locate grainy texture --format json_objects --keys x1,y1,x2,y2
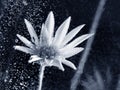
[{"x1": 0, "y1": 0, "x2": 120, "y2": 90}]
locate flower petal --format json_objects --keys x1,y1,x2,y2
[
  {"x1": 51, "y1": 59, "x2": 65, "y2": 71},
  {"x1": 60, "y1": 47, "x2": 84, "y2": 58},
  {"x1": 45, "y1": 11, "x2": 54, "y2": 41},
  {"x1": 61, "y1": 59, "x2": 77, "y2": 70},
  {"x1": 29, "y1": 55, "x2": 42, "y2": 63},
  {"x1": 53, "y1": 17, "x2": 71, "y2": 47},
  {"x1": 40, "y1": 24, "x2": 50, "y2": 45},
  {"x1": 62, "y1": 34, "x2": 94, "y2": 50},
  {"x1": 17, "y1": 34, "x2": 35, "y2": 49},
  {"x1": 14, "y1": 45, "x2": 34, "y2": 54},
  {"x1": 62, "y1": 24, "x2": 85, "y2": 46},
  {"x1": 44, "y1": 59, "x2": 54, "y2": 66},
  {"x1": 30, "y1": 55, "x2": 40, "y2": 58},
  {"x1": 24, "y1": 19, "x2": 39, "y2": 45}
]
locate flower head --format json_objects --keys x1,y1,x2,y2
[{"x1": 14, "y1": 11, "x2": 94, "y2": 71}]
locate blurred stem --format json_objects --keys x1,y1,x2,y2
[
  {"x1": 70, "y1": 0, "x2": 107, "y2": 90},
  {"x1": 38, "y1": 65, "x2": 45, "y2": 90}
]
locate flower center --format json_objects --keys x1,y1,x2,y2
[{"x1": 38, "y1": 46, "x2": 59, "y2": 60}]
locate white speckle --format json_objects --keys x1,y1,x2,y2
[
  {"x1": 4, "y1": 78, "x2": 7, "y2": 82},
  {"x1": 20, "y1": 82, "x2": 23, "y2": 86},
  {"x1": 15, "y1": 39, "x2": 18, "y2": 43},
  {"x1": 23, "y1": 0, "x2": 28, "y2": 6},
  {"x1": 9, "y1": 79, "x2": 12, "y2": 82}
]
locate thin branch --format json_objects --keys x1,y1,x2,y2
[{"x1": 70, "y1": 0, "x2": 107, "y2": 90}]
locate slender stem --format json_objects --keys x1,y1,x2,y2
[{"x1": 38, "y1": 65, "x2": 45, "y2": 90}]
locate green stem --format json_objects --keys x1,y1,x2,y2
[{"x1": 38, "y1": 65, "x2": 45, "y2": 90}]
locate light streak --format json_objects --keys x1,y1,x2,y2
[{"x1": 70, "y1": 0, "x2": 107, "y2": 90}]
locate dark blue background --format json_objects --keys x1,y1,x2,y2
[{"x1": 0, "y1": 0, "x2": 120, "y2": 90}]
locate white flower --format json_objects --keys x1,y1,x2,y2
[{"x1": 14, "y1": 11, "x2": 94, "y2": 71}]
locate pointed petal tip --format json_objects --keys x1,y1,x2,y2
[
  {"x1": 61, "y1": 68, "x2": 65, "y2": 71},
  {"x1": 42, "y1": 23, "x2": 44, "y2": 26},
  {"x1": 16, "y1": 34, "x2": 19, "y2": 36},
  {"x1": 58, "y1": 64, "x2": 65, "y2": 71},
  {"x1": 65, "y1": 16, "x2": 71, "y2": 26},
  {"x1": 13, "y1": 46, "x2": 20, "y2": 50},
  {"x1": 13, "y1": 46, "x2": 21, "y2": 50},
  {"x1": 65, "y1": 16, "x2": 71, "y2": 23},
  {"x1": 89, "y1": 33, "x2": 95, "y2": 37},
  {"x1": 77, "y1": 24, "x2": 85, "y2": 30},
  {"x1": 68, "y1": 16, "x2": 71, "y2": 21},
  {"x1": 16, "y1": 34, "x2": 20, "y2": 37},
  {"x1": 28, "y1": 57, "x2": 42, "y2": 63},
  {"x1": 81, "y1": 47, "x2": 84, "y2": 51},
  {"x1": 24, "y1": 19, "x2": 29, "y2": 24},
  {"x1": 24, "y1": 19, "x2": 27, "y2": 23},
  {"x1": 49, "y1": 11, "x2": 54, "y2": 16},
  {"x1": 73, "y1": 66, "x2": 77, "y2": 70},
  {"x1": 28, "y1": 59, "x2": 34, "y2": 63},
  {"x1": 81, "y1": 24, "x2": 86, "y2": 27},
  {"x1": 13, "y1": 46, "x2": 16, "y2": 49},
  {"x1": 24, "y1": 19, "x2": 30, "y2": 24},
  {"x1": 28, "y1": 60, "x2": 32, "y2": 63},
  {"x1": 24, "y1": 19, "x2": 27, "y2": 22},
  {"x1": 47, "y1": 11, "x2": 54, "y2": 20}
]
